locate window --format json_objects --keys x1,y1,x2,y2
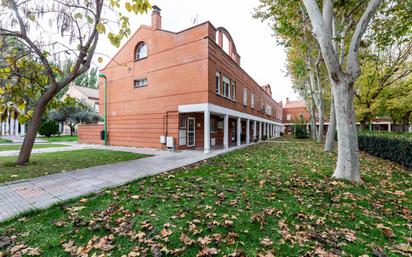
[
  {"x1": 261, "y1": 102, "x2": 265, "y2": 112},
  {"x1": 135, "y1": 42, "x2": 148, "y2": 60},
  {"x1": 179, "y1": 114, "x2": 186, "y2": 129},
  {"x1": 243, "y1": 88, "x2": 248, "y2": 106},
  {"x1": 211, "y1": 118, "x2": 217, "y2": 133},
  {"x1": 251, "y1": 94, "x2": 255, "y2": 108},
  {"x1": 231, "y1": 81, "x2": 236, "y2": 100},
  {"x1": 287, "y1": 114, "x2": 291, "y2": 121},
  {"x1": 266, "y1": 104, "x2": 272, "y2": 115},
  {"x1": 215, "y1": 71, "x2": 221, "y2": 95},
  {"x1": 134, "y1": 78, "x2": 147, "y2": 88},
  {"x1": 223, "y1": 76, "x2": 230, "y2": 98}
]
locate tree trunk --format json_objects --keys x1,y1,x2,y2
[
  {"x1": 317, "y1": 103, "x2": 324, "y2": 143},
  {"x1": 70, "y1": 126, "x2": 74, "y2": 136},
  {"x1": 360, "y1": 120, "x2": 368, "y2": 131},
  {"x1": 16, "y1": 103, "x2": 45, "y2": 165},
  {"x1": 310, "y1": 107, "x2": 317, "y2": 140},
  {"x1": 331, "y1": 79, "x2": 360, "y2": 182},
  {"x1": 324, "y1": 89, "x2": 336, "y2": 152}
]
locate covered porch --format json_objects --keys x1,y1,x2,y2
[{"x1": 178, "y1": 103, "x2": 283, "y2": 153}]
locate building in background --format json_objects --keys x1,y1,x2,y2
[
  {"x1": 78, "y1": 6, "x2": 283, "y2": 152},
  {"x1": 282, "y1": 98, "x2": 310, "y2": 135},
  {"x1": 63, "y1": 84, "x2": 99, "y2": 111}
]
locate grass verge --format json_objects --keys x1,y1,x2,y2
[
  {"x1": 41, "y1": 135, "x2": 79, "y2": 142},
  {"x1": 0, "y1": 138, "x2": 13, "y2": 144},
  {"x1": 0, "y1": 144, "x2": 68, "y2": 152},
  {"x1": 0, "y1": 140, "x2": 410, "y2": 256},
  {"x1": 0, "y1": 149, "x2": 146, "y2": 184}
]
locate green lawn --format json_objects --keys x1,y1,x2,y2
[
  {"x1": 0, "y1": 149, "x2": 146, "y2": 184},
  {"x1": 0, "y1": 140, "x2": 410, "y2": 257},
  {"x1": 0, "y1": 143, "x2": 68, "y2": 152},
  {"x1": 0, "y1": 138, "x2": 12, "y2": 143},
  {"x1": 42, "y1": 135, "x2": 78, "y2": 142}
]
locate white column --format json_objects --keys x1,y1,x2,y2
[
  {"x1": 10, "y1": 119, "x2": 15, "y2": 135},
  {"x1": 253, "y1": 120, "x2": 257, "y2": 142},
  {"x1": 267, "y1": 123, "x2": 270, "y2": 138},
  {"x1": 246, "y1": 119, "x2": 250, "y2": 144},
  {"x1": 223, "y1": 114, "x2": 229, "y2": 149},
  {"x1": 14, "y1": 119, "x2": 19, "y2": 136},
  {"x1": 237, "y1": 117, "x2": 241, "y2": 146},
  {"x1": 5, "y1": 118, "x2": 9, "y2": 135},
  {"x1": 388, "y1": 123, "x2": 391, "y2": 132},
  {"x1": 259, "y1": 122, "x2": 262, "y2": 141},
  {"x1": 272, "y1": 124, "x2": 275, "y2": 138},
  {"x1": 204, "y1": 109, "x2": 211, "y2": 154},
  {"x1": 21, "y1": 123, "x2": 26, "y2": 136}
]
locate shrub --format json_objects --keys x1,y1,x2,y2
[
  {"x1": 294, "y1": 125, "x2": 308, "y2": 139},
  {"x1": 39, "y1": 120, "x2": 60, "y2": 137},
  {"x1": 358, "y1": 135, "x2": 412, "y2": 170}
]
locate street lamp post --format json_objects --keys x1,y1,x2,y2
[{"x1": 98, "y1": 74, "x2": 108, "y2": 145}]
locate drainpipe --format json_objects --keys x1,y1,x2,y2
[{"x1": 98, "y1": 74, "x2": 108, "y2": 146}]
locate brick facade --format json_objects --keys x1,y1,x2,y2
[{"x1": 79, "y1": 6, "x2": 283, "y2": 151}]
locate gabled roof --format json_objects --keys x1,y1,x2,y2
[
  {"x1": 72, "y1": 85, "x2": 99, "y2": 99},
  {"x1": 284, "y1": 100, "x2": 306, "y2": 109}
]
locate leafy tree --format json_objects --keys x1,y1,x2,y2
[
  {"x1": 0, "y1": 0, "x2": 151, "y2": 165},
  {"x1": 355, "y1": 1, "x2": 412, "y2": 130},
  {"x1": 38, "y1": 120, "x2": 59, "y2": 138},
  {"x1": 377, "y1": 77, "x2": 412, "y2": 132},
  {"x1": 48, "y1": 96, "x2": 101, "y2": 136},
  {"x1": 75, "y1": 67, "x2": 98, "y2": 89}
]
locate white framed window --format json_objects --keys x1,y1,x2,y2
[
  {"x1": 179, "y1": 114, "x2": 186, "y2": 129},
  {"x1": 243, "y1": 88, "x2": 248, "y2": 106},
  {"x1": 223, "y1": 76, "x2": 230, "y2": 98},
  {"x1": 215, "y1": 71, "x2": 221, "y2": 95},
  {"x1": 134, "y1": 78, "x2": 147, "y2": 88},
  {"x1": 231, "y1": 81, "x2": 236, "y2": 100},
  {"x1": 135, "y1": 42, "x2": 148, "y2": 60},
  {"x1": 187, "y1": 117, "x2": 196, "y2": 147},
  {"x1": 287, "y1": 114, "x2": 291, "y2": 121},
  {"x1": 266, "y1": 104, "x2": 272, "y2": 115},
  {"x1": 251, "y1": 94, "x2": 255, "y2": 108}
]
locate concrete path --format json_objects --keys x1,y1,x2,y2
[{"x1": 0, "y1": 145, "x2": 247, "y2": 222}]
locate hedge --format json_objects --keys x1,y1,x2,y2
[{"x1": 358, "y1": 135, "x2": 412, "y2": 170}]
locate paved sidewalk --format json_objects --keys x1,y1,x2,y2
[{"x1": 0, "y1": 145, "x2": 247, "y2": 221}]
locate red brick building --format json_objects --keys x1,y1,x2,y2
[
  {"x1": 282, "y1": 98, "x2": 309, "y2": 134},
  {"x1": 78, "y1": 6, "x2": 283, "y2": 153}
]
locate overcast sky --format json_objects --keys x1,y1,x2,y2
[{"x1": 94, "y1": 0, "x2": 298, "y2": 102}]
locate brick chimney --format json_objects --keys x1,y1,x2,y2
[{"x1": 151, "y1": 5, "x2": 162, "y2": 30}]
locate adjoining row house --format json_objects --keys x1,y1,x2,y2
[
  {"x1": 78, "y1": 6, "x2": 284, "y2": 153},
  {"x1": 282, "y1": 98, "x2": 402, "y2": 134}
]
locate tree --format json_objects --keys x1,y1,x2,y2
[
  {"x1": 48, "y1": 96, "x2": 101, "y2": 136},
  {"x1": 75, "y1": 67, "x2": 98, "y2": 89},
  {"x1": 354, "y1": 1, "x2": 412, "y2": 130},
  {"x1": 302, "y1": 0, "x2": 384, "y2": 181},
  {"x1": 0, "y1": 0, "x2": 151, "y2": 165},
  {"x1": 255, "y1": 0, "x2": 328, "y2": 143}
]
